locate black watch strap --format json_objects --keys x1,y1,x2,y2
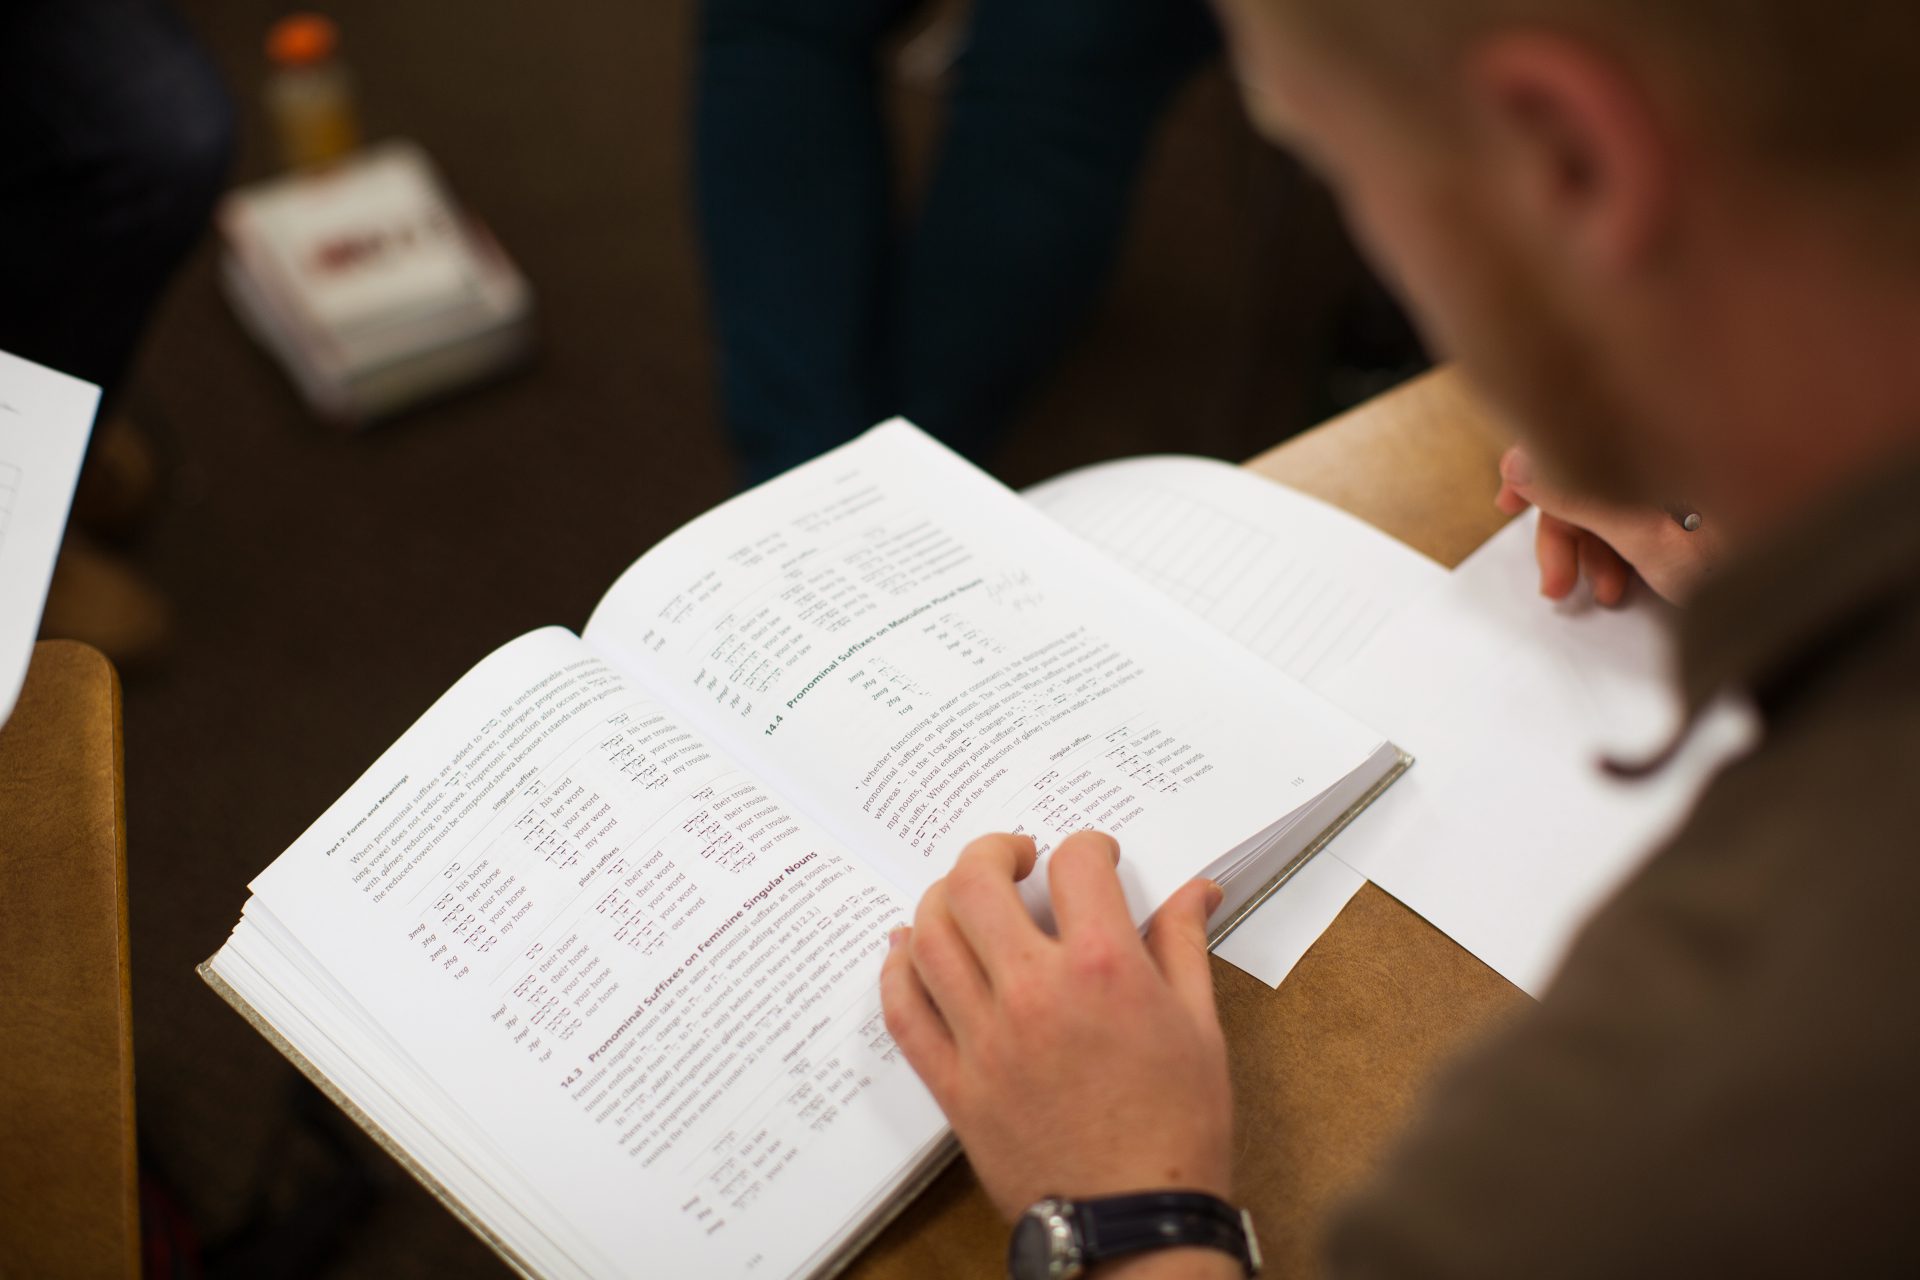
[{"x1": 1077, "y1": 1191, "x2": 1260, "y2": 1275}]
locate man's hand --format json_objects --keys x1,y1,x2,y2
[
  {"x1": 1496, "y1": 445, "x2": 1721, "y2": 605},
  {"x1": 880, "y1": 830, "x2": 1235, "y2": 1224}
]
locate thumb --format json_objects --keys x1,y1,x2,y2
[
  {"x1": 1146, "y1": 878, "x2": 1223, "y2": 1017},
  {"x1": 1503, "y1": 446, "x2": 1716, "y2": 603},
  {"x1": 1502, "y1": 448, "x2": 1640, "y2": 545}
]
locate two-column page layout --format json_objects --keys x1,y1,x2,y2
[{"x1": 205, "y1": 421, "x2": 1403, "y2": 1279}]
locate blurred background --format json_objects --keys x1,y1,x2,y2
[{"x1": 72, "y1": 0, "x2": 1424, "y2": 1272}]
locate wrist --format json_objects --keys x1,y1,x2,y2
[
  {"x1": 1007, "y1": 1192, "x2": 1259, "y2": 1280},
  {"x1": 1096, "y1": 1248, "x2": 1245, "y2": 1280}
]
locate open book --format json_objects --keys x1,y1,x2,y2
[{"x1": 202, "y1": 422, "x2": 1405, "y2": 1279}]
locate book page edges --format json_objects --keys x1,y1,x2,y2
[
  {"x1": 199, "y1": 954, "x2": 959, "y2": 1280},
  {"x1": 1207, "y1": 747, "x2": 1412, "y2": 950},
  {"x1": 194, "y1": 745, "x2": 1406, "y2": 1279},
  {"x1": 802, "y1": 1137, "x2": 962, "y2": 1280},
  {"x1": 196, "y1": 959, "x2": 544, "y2": 1280},
  {"x1": 789, "y1": 748, "x2": 1418, "y2": 1277}
]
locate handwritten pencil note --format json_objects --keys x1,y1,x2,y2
[{"x1": 0, "y1": 350, "x2": 99, "y2": 726}]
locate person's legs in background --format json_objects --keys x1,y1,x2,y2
[
  {"x1": 894, "y1": 0, "x2": 1218, "y2": 464},
  {"x1": 0, "y1": 0, "x2": 234, "y2": 662},
  {"x1": 695, "y1": 0, "x2": 927, "y2": 485},
  {"x1": 0, "y1": 0, "x2": 233, "y2": 403},
  {"x1": 697, "y1": 0, "x2": 1217, "y2": 484}
]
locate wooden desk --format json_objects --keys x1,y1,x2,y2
[
  {"x1": 847, "y1": 368, "x2": 1530, "y2": 1278},
  {"x1": 0, "y1": 641, "x2": 139, "y2": 1278}
]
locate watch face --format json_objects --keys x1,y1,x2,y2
[
  {"x1": 1008, "y1": 1201, "x2": 1080, "y2": 1280},
  {"x1": 1008, "y1": 1213, "x2": 1055, "y2": 1280}
]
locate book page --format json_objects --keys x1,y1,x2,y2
[
  {"x1": 239, "y1": 627, "x2": 946, "y2": 1279},
  {"x1": 0, "y1": 349, "x2": 99, "y2": 725},
  {"x1": 1317, "y1": 512, "x2": 1759, "y2": 997},
  {"x1": 1027, "y1": 455, "x2": 1443, "y2": 983},
  {"x1": 584, "y1": 422, "x2": 1390, "y2": 925}
]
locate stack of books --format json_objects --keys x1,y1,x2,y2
[{"x1": 219, "y1": 140, "x2": 533, "y2": 425}]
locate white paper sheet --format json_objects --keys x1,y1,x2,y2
[
  {"x1": 0, "y1": 350, "x2": 100, "y2": 726},
  {"x1": 1026, "y1": 456, "x2": 1446, "y2": 686},
  {"x1": 1028, "y1": 456, "x2": 1447, "y2": 983},
  {"x1": 1319, "y1": 511, "x2": 1759, "y2": 997},
  {"x1": 1209, "y1": 848, "x2": 1369, "y2": 986}
]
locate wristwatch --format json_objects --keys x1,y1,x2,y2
[{"x1": 1007, "y1": 1191, "x2": 1262, "y2": 1279}]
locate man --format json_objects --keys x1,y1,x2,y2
[{"x1": 880, "y1": 0, "x2": 1920, "y2": 1275}]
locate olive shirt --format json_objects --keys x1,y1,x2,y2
[{"x1": 1328, "y1": 455, "x2": 1920, "y2": 1276}]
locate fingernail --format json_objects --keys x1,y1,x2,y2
[
  {"x1": 1503, "y1": 449, "x2": 1534, "y2": 487},
  {"x1": 888, "y1": 926, "x2": 909, "y2": 951},
  {"x1": 1204, "y1": 881, "x2": 1224, "y2": 914},
  {"x1": 1069, "y1": 829, "x2": 1120, "y2": 863}
]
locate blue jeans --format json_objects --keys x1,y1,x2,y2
[
  {"x1": 696, "y1": 0, "x2": 1218, "y2": 484},
  {"x1": 0, "y1": 0, "x2": 234, "y2": 401}
]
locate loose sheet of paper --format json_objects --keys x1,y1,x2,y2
[
  {"x1": 0, "y1": 350, "x2": 99, "y2": 726},
  {"x1": 1025, "y1": 456, "x2": 1446, "y2": 685},
  {"x1": 1026, "y1": 456, "x2": 1444, "y2": 983},
  {"x1": 1319, "y1": 511, "x2": 1758, "y2": 997}
]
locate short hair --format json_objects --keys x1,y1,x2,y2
[{"x1": 1281, "y1": 0, "x2": 1920, "y2": 199}]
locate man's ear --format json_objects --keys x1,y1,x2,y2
[{"x1": 1463, "y1": 32, "x2": 1676, "y2": 273}]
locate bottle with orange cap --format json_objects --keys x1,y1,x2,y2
[{"x1": 265, "y1": 12, "x2": 362, "y2": 169}]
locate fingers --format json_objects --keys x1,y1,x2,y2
[
  {"x1": 910, "y1": 879, "x2": 993, "y2": 1037},
  {"x1": 1536, "y1": 513, "x2": 1582, "y2": 599},
  {"x1": 1508, "y1": 445, "x2": 1678, "y2": 605},
  {"x1": 965, "y1": 831, "x2": 1040, "y2": 883},
  {"x1": 1505, "y1": 447, "x2": 1661, "y2": 562},
  {"x1": 1578, "y1": 531, "x2": 1631, "y2": 607},
  {"x1": 1512, "y1": 446, "x2": 1586, "y2": 598},
  {"x1": 942, "y1": 833, "x2": 1046, "y2": 988},
  {"x1": 1494, "y1": 447, "x2": 1533, "y2": 516},
  {"x1": 1145, "y1": 877, "x2": 1223, "y2": 1019},
  {"x1": 1502, "y1": 445, "x2": 1586, "y2": 516},
  {"x1": 880, "y1": 926, "x2": 956, "y2": 1099},
  {"x1": 1045, "y1": 831, "x2": 1134, "y2": 943}
]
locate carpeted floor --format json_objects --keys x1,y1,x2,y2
[{"x1": 109, "y1": 1, "x2": 1404, "y2": 1272}]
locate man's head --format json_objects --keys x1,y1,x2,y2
[{"x1": 1219, "y1": 0, "x2": 1920, "y2": 518}]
